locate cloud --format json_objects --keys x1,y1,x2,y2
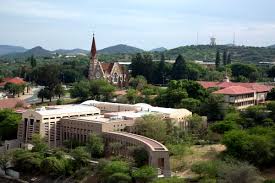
[{"x1": 0, "y1": 0, "x2": 82, "y2": 20}]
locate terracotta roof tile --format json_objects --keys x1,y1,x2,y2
[
  {"x1": 198, "y1": 81, "x2": 273, "y2": 93},
  {"x1": 0, "y1": 77, "x2": 26, "y2": 86},
  {"x1": 213, "y1": 86, "x2": 255, "y2": 95},
  {"x1": 0, "y1": 98, "x2": 29, "y2": 109}
]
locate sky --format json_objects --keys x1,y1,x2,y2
[{"x1": 0, "y1": 0, "x2": 275, "y2": 50}]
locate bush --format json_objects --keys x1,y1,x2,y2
[
  {"x1": 40, "y1": 157, "x2": 66, "y2": 176},
  {"x1": 191, "y1": 159, "x2": 263, "y2": 182},
  {"x1": 222, "y1": 128, "x2": 275, "y2": 167}
]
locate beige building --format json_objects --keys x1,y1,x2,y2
[
  {"x1": 60, "y1": 115, "x2": 135, "y2": 143},
  {"x1": 81, "y1": 101, "x2": 192, "y2": 127},
  {"x1": 17, "y1": 101, "x2": 192, "y2": 177},
  {"x1": 17, "y1": 105, "x2": 100, "y2": 147},
  {"x1": 198, "y1": 80, "x2": 273, "y2": 109},
  {"x1": 104, "y1": 132, "x2": 171, "y2": 177}
]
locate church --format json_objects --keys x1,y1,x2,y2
[{"x1": 88, "y1": 35, "x2": 129, "y2": 87}]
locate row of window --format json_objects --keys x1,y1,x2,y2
[{"x1": 42, "y1": 113, "x2": 99, "y2": 120}]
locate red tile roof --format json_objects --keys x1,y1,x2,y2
[
  {"x1": 213, "y1": 86, "x2": 255, "y2": 95},
  {"x1": 0, "y1": 98, "x2": 29, "y2": 109},
  {"x1": 198, "y1": 81, "x2": 273, "y2": 93},
  {"x1": 197, "y1": 81, "x2": 219, "y2": 89},
  {"x1": 0, "y1": 77, "x2": 26, "y2": 86}
]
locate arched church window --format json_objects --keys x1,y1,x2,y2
[{"x1": 113, "y1": 73, "x2": 118, "y2": 83}]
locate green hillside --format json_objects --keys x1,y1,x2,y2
[{"x1": 159, "y1": 45, "x2": 275, "y2": 63}]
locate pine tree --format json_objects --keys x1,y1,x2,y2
[
  {"x1": 171, "y1": 54, "x2": 187, "y2": 80},
  {"x1": 158, "y1": 53, "x2": 166, "y2": 84},
  {"x1": 215, "y1": 50, "x2": 221, "y2": 69},
  {"x1": 30, "y1": 55, "x2": 37, "y2": 68},
  {"x1": 223, "y1": 50, "x2": 227, "y2": 65},
  {"x1": 227, "y1": 53, "x2": 232, "y2": 64}
]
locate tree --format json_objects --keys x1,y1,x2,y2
[
  {"x1": 135, "y1": 115, "x2": 167, "y2": 142},
  {"x1": 54, "y1": 84, "x2": 65, "y2": 99},
  {"x1": 155, "y1": 53, "x2": 167, "y2": 84},
  {"x1": 70, "y1": 146, "x2": 90, "y2": 168},
  {"x1": 33, "y1": 64, "x2": 61, "y2": 96},
  {"x1": 191, "y1": 159, "x2": 263, "y2": 182},
  {"x1": 126, "y1": 89, "x2": 139, "y2": 104},
  {"x1": 31, "y1": 134, "x2": 48, "y2": 153},
  {"x1": 0, "y1": 109, "x2": 21, "y2": 140},
  {"x1": 130, "y1": 53, "x2": 154, "y2": 82},
  {"x1": 152, "y1": 177, "x2": 185, "y2": 183},
  {"x1": 89, "y1": 79, "x2": 115, "y2": 101},
  {"x1": 131, "y1": 146, "x2": 149, "y2": 167},
  {"x1": 70, "y1": 81, "x2": 90, "y2": 101},
  {"x1": 37, "y1": 88, "x2": 46, "y2": 103},
  {"x1": 12, "y1": 149, "x2": 43, "y2": 173},
  {"x1": 129, "y1": 75, "x2": 147, "y2": 91},
  {"x1": 223, "y1": 50, "x2": 227, "y2": 65},
  {"x1": 97, "y1": 160, "x2": 131, "y2": 183},
  {"x1": 267, "y1": 88, "x2": 275, "y2": 100},
  {"x1": 40, "y1": 157, "x2": 65, "y2": 176},
  {"x1": 132, "y1": 166, "x2": 157, "y2": 183},
  {"x1": 4, "y1": 83, "x2": 21, "y2": 97},
  {"x1": 0, "y1": 153, "x2": 11, "y2": 175},
  {"x1": 210, "y1": 120, "x2": 240, "y2": 134},
  {"x1": 28, "y1": 55, "x2": 37, "y2": 68},
  {"x1": 179, "y1": 98, "x2": 201, "y2": 113},
  {"x1": 43, "y1": 88, "x2": 55, "y2": 102},
  {"x1": 186, "y1": 114, "x2": 207, "y2": 138},
  {"x1": 200, "y1": 94, "x2": 226, "y2": 121},
  {"x1": 86, "y1": 133, "x2": 104, "y2": 158},
  {"x1": 230, "y1": 63, "x2": 257, "y2": 79},
  {"x1": 222, "y1": 128, "x2": 275, "y2": 167},
  {"x1": 227, "y1": 52, "x2": 232, "y2": 64},
  {"x1": 171, "y1": 54, "x2": 187, "y2": 80},
  {"x1": 215, "y1": 50, "x2": 221, "y2": 68},
  {"x1": 108, "y1": 172, "x2": 131, "y2": 183}
]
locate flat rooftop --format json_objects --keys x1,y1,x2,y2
[
  {"x1": 68, "y1": 115, "x2": 129, "y2": 124},
  {"x1": 34, "y1": 104, "x2": 100, "y2": 116}
]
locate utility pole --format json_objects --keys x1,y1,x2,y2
[{"x1": 196, "y1": 32, "x2": 199, "y2": 46}]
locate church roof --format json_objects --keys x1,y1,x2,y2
[
  {"x1": 91, "y1": 34, "x2": 96, "y2": 58},
  {"x1": 101, "y1": 63, "x2": 114, "y2": 74}
]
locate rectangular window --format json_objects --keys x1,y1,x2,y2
[{"x1": 30, "y1": 119, "x2": 34, "y2": 125}]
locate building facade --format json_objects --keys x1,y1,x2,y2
[
  {"x1": 88, "y1": 35, "x2": 129, "y2": 87},
  {"x1": 198, "y1": 80, "x2": 273, "y2": 109},
  {"x1": 17, "y1": 105, "x2": 100, "y2": 147}
]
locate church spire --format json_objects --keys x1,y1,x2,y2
[{"x1": 91, "y1": 33, "x2": 97, "y2": 58}]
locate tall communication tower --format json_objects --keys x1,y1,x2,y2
[
  {"x1": 196, "y1": 32, "x2": 199, "y2": 45},
  {"x1": 233, "y1": 32, "x2": 236, "y2": 46}
]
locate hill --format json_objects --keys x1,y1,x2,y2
[
  {"x1": 160, "y1": 45, "x2": 275, "y2": 63},
  {"x1": 54, "y1": 48, "x2": 89, "y2": 55},
  {"x1": 1, "y1": 46, "x2": 53, "y2": 59},
  {"x1": 98, "y1": 44, "x2": 143, "y2": 54},
  {"x1": 0, "y1": 45, "x2": 27, "y2": 56},
  {"x1": 150, "y1": 47, "x2": 167, "y2": 52},
  {"x1": 268, "y1": 44, "x2": 275, "y2": 48}
]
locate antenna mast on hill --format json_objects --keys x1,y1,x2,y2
[
  {"x1": 196, "y1": 32, "x2": 199, "y2": 46},
  {"x1": 233, "y1": 32, "x2": 236, "y2": 46}
]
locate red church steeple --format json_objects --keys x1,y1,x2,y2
[{"x1": 91, "y1": 33, "x2": 97, "y2": 58}]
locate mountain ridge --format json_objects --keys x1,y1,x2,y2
[{"x1": 0, "y1": 45, "x2": 27, "y2": 56}]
